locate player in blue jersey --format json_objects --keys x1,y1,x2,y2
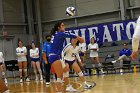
[{"x1": 49, "y1": 21, "x2": 84, "y2": 92}]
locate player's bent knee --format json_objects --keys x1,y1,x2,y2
[
  {"x1": 63, "y1": 71, "x2": 69, "y2": 78},
  {"x1": 19, "y1": 69, "x2": 22, "y2": 72}
]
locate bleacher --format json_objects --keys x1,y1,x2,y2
[{"x1": 85, "y1": 40, "x2": 140, "y2": 75}]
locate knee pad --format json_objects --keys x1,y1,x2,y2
[
  {"x1": 56, "y1": 78, "x2": 62, "y2": 83},
  {"x1": 63, "y1": 71, "x2": 69, "y2": 78},
  {"x1": 19, "y1": 69, "x2": 22, "y2": 72},
  {"x1": 2, "y1": 72, "x2": 5, "y2": 75},
  {"x1": 78, "y1": 71, "x2": 83, "y2": 77},
  {"x1": 24, "y1": 69, "x2": 27, "y2": 72}
]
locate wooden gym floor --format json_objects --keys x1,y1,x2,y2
[{"x1": 6, "y1": 73, "x2": 140, "y2": 93}]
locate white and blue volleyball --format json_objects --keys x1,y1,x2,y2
[{"x1": 66, "y1": 6, "x2": 76, "y2": 17}]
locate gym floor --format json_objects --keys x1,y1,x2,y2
[{"x1": 7, "y1": 73, "x2": 140, "y2": 93}]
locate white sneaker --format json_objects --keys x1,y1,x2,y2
[
  {"x1": 101, "y1": 71, "x2": 105, "y2": 74},
  {"x1": 35, "y1": 78, "x2": 38, "y2": 81},
  {"x1": 40, "y1": 76, "x2": 43, "y2": 81},
  {"x1": 40, "y1": 78, "x2": 43, "y2": 81},
  {"x1": 84, "y1": 83, "x2": 92, "y2": 89},
  {"x1": 101, "y1": 69, "x2": 105, "y2": 74},
  {"x1": 3, "y1": 90, "x2": 10, "y2": 93},
  {"x1": 20, "y1": 79, "x2": 23, "y2": 83},
  {"x1": 35, "y1": 76, "x2": 38, "y2": 81},
  {"x1": 120, "y1": 69, "x2": 123, "y2": 73},
  {"x1": 4, "y1": 79, "x2": 8, "y2": 84},
  {"x1": 46, "y1": 82, "x2": 50, "y2": 85},
  {"x1": 112, "y1": 60, "x2": 117, "y2": 63},
  {"x1": 66, "y1": 85, "x2": 77, "y2": 92},
  {"x1": 26, "y1": 78, "x2": 30, "y2": 82}
]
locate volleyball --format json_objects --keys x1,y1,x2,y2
[{"x1": 66, "y1": 6, "x2": 75, "y2": 17}]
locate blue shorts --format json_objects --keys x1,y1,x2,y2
[
  {"x1": 31, "y1": 58, "x2": 40, "y2": 62},
  {"x1": 79, "y1": 52, "x2": 84, "y2": 56},
  {"x1": 48, "y1": 54, "x2": 60, "y2": 64},
  {"x1": 65, "y1": 60, "x2": 75, "y2": 66}
]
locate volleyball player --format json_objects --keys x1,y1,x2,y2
[
  {"x1": 16, "y1": 40, "x2": 30, "y2": 83},
  {"x1": 78, "y1": 41, "x2": 87, "y2": 75},
  {"x1": 48, "y1": 21, "x2": 84, "y2": 92},
  {"x1": 88, "y1": 37, "x2": 104, "y2": 75},
  {"x1": 30, "y1": 42, "x2": 43, "y2": 81},
  {"x1": 0, "y1": 52, "x2": 7, "y2": 84},
  {"x1": 0, "y1": 77, "x2": 8, "y2": 93},
  {"x1": 62, "y1": 38, "x2": 92, "y2": 92},
  {"x1": 131, "y1": 16, "x2": 140, "y2": 60}
]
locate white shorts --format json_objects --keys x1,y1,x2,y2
[
  {"x1": 90, "y1": 52, "x2": 99, "y2": 57},
  {"x1": 17, "y1": 57, "x2": 27, "y2": 62}
]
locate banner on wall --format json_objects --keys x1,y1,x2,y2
[{"x1": 65, "y1": 19, "x2": 137, "y2": 44}]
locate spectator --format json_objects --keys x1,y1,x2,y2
[
  {"x1": 112, "y1": 43, "x2": 132, "y2": 73},
  {"x1": 88, "y1": 37, "x2": 104, "y2": 75},
  {"x1": 30, "y1": 42, "x2": 43, "y2": 81},
  {"x1": 0, "y1": 52, "x2": 7, "y2": 84},
  {"x1": 16, "y1": 40, "x2": 30, "y2": 83}
]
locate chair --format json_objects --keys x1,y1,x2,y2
[
  {"x1": 4, "y1": 60, "x2": 19, "y2": 79},
  {"x1": 102, "y1": 54, "x2": 116, "y2": 74},
  {"x1": 122, "y1": 60, "x2": 132, "y2": 73}
]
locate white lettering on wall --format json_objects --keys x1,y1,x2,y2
[
  {"x1": 113, "y1": 23, "x2": 124, "y2": 41},
  {"x1": 88, "y1": 27, "x2": 98, "y2": 40},
  {"x1": 103, "y1": 25, "x2": 112, "y2": 42}
]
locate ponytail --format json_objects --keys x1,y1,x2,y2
[{"x1": 51, "y1": 21, "x2": 63, "y2": 35}]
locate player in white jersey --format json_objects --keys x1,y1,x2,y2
[
  {"x1": 0, "y1": 52, "x2": 7, "y2": 84},
  {"x1": 78, "y1": 42, "x2": 87, "y2": 74},
  {"x1": 88, "y1": 37, "x2": 104, "y2": 75},
  {"x1": 131, "y1": 16, "x2": 140, "y2": 60},
  {"x1": 62, "y1": 38, "x2": 92, "y2": 92},
  {"x1": 30, "y1": 42, "x2": 43, "y2": 81},
  {"x1": 16, "y1": 40, "x2": 30, "y2": 83}
]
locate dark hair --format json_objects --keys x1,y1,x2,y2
[
  {"x1": 90, "y1": 37, "x2": 96, "y2": 43},
  {"x1": 51, "y1": 21, "x2": 63, "y2": 35},
  {"x1": 76, "y1": 40, "x2": 80, "y2": 46},
  {"x1": 31, "y1": 42, "x2": 36, "y2": 48},
  {"x1": 45, "y1": 34, "x2": 51, "y2": 40},
  {"x1": 123, "y1": 43, "x2": 128, "y2": 46},
  {"x1": 17, "y1": 38, "x2": 23, "y2": 47}
]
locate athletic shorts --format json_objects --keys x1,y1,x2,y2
[
  {"x1": 65, "y1": 60, "x2": 75, "y2": 66},
  {"x1": 48, "y1": 54, "x2": 60, "y2": 64},
  {"x1": 31, "y1": 58, "x2": 40, "y2": 62}
]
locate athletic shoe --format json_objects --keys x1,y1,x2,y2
[
  {"x1": 46, "y1": 82, "x2": 50, "y2": 85},
  {"x1": 20, "y1": 79, "x2": 23, "y2": 83},
  {"x1": 112, "y1": 60, "x2": 117, "y2": 63},
  {"x1": 4, "y1": 78, "x2": 8, "y2": 84},
  {"x1": 120, "y1": 69, "x2": 123, "y2": 73},
  {"x1": 101, "y1": 69, "x2": 105, "y2": 74},
  {"x1": 66, "y1": 85, "x2": 77, "y2": 92},
  {"x1": 40, "y1": 76, "x2": 43, "y2": 81},
  {"x1": 84, "y1": 83, "x2": 92, "y2": 89},
  {"x1": 26, "y1": 78, "x2": 30, "y2": 82}
]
